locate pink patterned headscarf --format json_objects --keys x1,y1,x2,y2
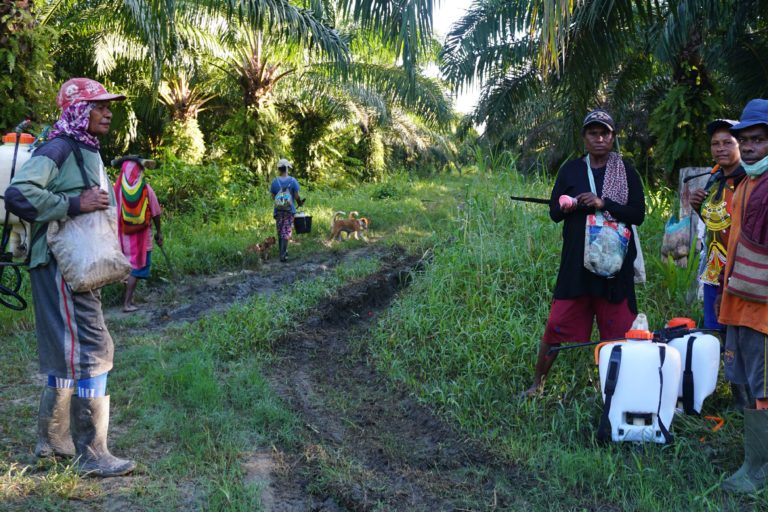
[{"x1": 49, "y1": 101, "x2": 100, "y2": 148}]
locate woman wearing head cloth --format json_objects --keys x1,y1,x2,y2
[
  {"x1": 5, "y1": 78, "x2": 136, "y2": 476},
  {"x1": 522, "y1": 109, "x2": 646, "y2": 397}
]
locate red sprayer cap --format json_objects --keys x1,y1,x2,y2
[
  {"x1": 625, "y1": 329, "x2": 654, "y2": 340},
  {"x1": 3, "y1": 133, "x2": 35, "y2": 144},
  {"x1": 666, "y1": 317, "x2": 696, "y2": 329}
]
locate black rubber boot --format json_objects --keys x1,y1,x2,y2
[
  {"x1": 722, "y1": 408, "x2": 768, "y2": 493},
  {"x1": 279, "y1": 238, "x2": 288, "y2": 262},
  {"x1": 70, "y1": 395, "x2": 136, "y2": 477},
  {"x1": 35, "y1": 386, "x2": 75, "y2": 457}
]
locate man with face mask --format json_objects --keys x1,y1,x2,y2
[{"x1": 718, "y1": 99, "x2": 768, "y2": 493}]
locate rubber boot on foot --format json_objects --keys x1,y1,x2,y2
[
  {"x1": 71, "y1": 395, "x2": 136, "y2": 477},
  {"x1": 35, "y1": 386, "x2": 75, "y2": 458},
  {"x1": 722, "y1": 408, "x2": 768, "y2": 493},
  {"x1": 279, "y1": 238, "x2": 288, "y2": 262}
]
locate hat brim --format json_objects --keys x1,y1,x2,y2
[
  {"x1": 89, "y1": 93, "x2": 126, "y2": 103},
  {"x1": 730, "y1": 120, "x2": 768, "y2": 134},
  {"x1": 582, "y1": 121, "x2": 614, "y2": 133}
]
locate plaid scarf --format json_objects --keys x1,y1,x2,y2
[{"x1": 49, "y1": 102, "x2": 100, "y2": 148}]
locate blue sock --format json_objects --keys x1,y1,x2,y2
[
  {"x1": 77, "y1": 373, "x2": 108, "y2": 398},
  {"x1": 47, "y1": 375, "x2": 74, "y2": 389}
]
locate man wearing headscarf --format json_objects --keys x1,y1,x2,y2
[{"x1": 5, "y1": 78, "x2": 136, "y2": 477}]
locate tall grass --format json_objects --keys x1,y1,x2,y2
[{"x1": 370, "y1": 168, "x2": 764, "y2": 510}]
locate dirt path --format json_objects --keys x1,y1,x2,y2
[
  {"x1": 251, "y1": 250, "x2": 530, "y2": 511},
  {"x1": 103, "y1": 244, "x2": 394, "y2": 329},
  {"x1": 8, "y1": 244, "x2": 530, "y2": 511}
]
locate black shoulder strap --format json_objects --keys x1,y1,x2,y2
[
  {"x1": 23, "y1": 136, "x2": 91, "y2": 266},
  {"x1": 682, "y1": 336, "x2": 697, "y2": 415},
  {"x1": 59, "y1": 136, "x2": 92, "y2": 189},
  {"x1": 656, "y1": 345, "x2": 674, "y2": 444},
  {"x1": 597, "y1": 345, "x2": 622, "y2": 443}
]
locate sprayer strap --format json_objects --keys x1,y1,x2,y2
[
  {"x1": 656, "y1": 346, "x2": 674, "y2": 444},
  {"x1": 59, "y1": 136, "x2": 92, "y2": 189},
  {"x1": 24, "y1": 137, "x2": 88, "y2": 267},
  {"x1": 682, "y1": 336, "x2": 697, "y2": 415},
  {"x1": 597, "y1": 345, "x2": 622, "y2": 443}
]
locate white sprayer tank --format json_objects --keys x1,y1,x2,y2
[
  {"x1": 0, "y1": 133, "x2": 34, "y2": 257},
  {"x1": 598, "y1": 314, "x2": 682, "y2": 443},
  {"x1": 665, "y1": 318, "x2": 721, "y2": 415}
]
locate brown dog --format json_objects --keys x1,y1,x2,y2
[
  {"x1": 247, "y1": 236, "x2": 276, "y2": 261},
  {"x1": 328, "y1": 211, "x2": 369, "y2": 242}
]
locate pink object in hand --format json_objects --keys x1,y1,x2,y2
[{"x1": 559, "y1": 195, "x2": 576, "y2": 209}]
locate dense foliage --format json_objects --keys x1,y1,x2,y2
[
  {"x1": 1, "y1": 0, "x2": 455, "y2": 189},
  {"x1": 441, "y1": 0, "x2": 768, "y2": 182}
]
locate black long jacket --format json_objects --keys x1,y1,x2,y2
[{"x1": 548, "y1": 156, "x2": 646, "y2": 313}]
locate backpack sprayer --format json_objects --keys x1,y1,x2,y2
[
  {"x1": 546, "y1": 321, "x2": 724, "y2": 357},
  {"x1": 0, "y1": 119, "x2": 48, "y2": 311},
  {"x1": 0, "y1": 119, "x2": 34, "y2": 310},
  {"x1": 552, "y1": 316, "x2": 726, "y2": 443}
]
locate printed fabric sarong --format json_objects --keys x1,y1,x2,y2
[{"x1": 275, "y1": 211, "x2": 294, "y2": 239}]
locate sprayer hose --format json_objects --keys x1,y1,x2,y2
[{"x1": 0, "y1": 263, "x2": 27, "y2": 311}]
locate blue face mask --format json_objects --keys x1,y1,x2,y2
[{"x1": 741, "y1": 154, "x2": 768, "y2": 177}]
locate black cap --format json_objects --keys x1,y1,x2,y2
[
  {"x1": 706, "y1": 119, "x2": 737, "y2": 138},
  {"x1": 582, "y1": 109, "x2": 615, "y2": 133}
]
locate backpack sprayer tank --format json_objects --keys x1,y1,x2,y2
[
  {"x1": 665, "y1": 318, "x2": 721, "y2": 415},
  {"x1": 597, "y1": 314, "x2": 682, "y2": 444},
  {"x1": 0, "y1": 132, "x2": 35, "y2": 258}
]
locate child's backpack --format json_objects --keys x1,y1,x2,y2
[{"x1": 274, "y1": 180, "x2": 293, "y2": 211}]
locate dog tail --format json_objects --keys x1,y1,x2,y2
[
  {"x1": 348, "y1": 211, "x2": 359, "y2": 219},
  {"x1": 332, "y1": 211, "x2": 346, "y2": 226}
]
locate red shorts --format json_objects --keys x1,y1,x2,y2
[{"x1": 543, "y1": 296, "x2": 636, "y2": 346}]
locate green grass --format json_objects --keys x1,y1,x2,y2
[
  {"x1": 0, "y1": 172, "x2": 465, "y2": 509},
  {"x1": 369, "y1": 169, "x2": 767, "y2": 510},
  {"x1": 3, "y1": 168, "x2": 764, "y2": 510}
]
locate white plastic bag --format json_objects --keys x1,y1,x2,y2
[
  {"x1": 632, "y1": 225, "x2": 646, "y2": 284},
  {"x1": 47, "y1": 206, "x2": 131, "y2": 292},
  {"x1": 583, "y1": 213, "x2": 631, "y2": 278}
]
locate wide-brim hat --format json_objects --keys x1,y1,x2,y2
[
  {"x1": 730, "y1": 99, "x2": 768, "y2": 134},
  {"x1": 57, "y1": 78, "x2": 126, "y2": 111},
  {"x1": 582, "y1": 109, "x2": 615, "y2": 133}
]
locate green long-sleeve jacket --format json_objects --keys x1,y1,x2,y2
[{"x1": 5, "y1": 137, "x2": 116, "y2": 269}]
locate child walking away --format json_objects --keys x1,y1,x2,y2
[
  {"x1": 113, "y1": 156, "x2": 162, "y2": 312},
  {"x1": 270, "y1": 158, "x2": 302, "y2": 262}
]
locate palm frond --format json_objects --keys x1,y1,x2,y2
[{"x1": 338, "y1": 0, "x2": 438, "y2": 80}]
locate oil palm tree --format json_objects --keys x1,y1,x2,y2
[
  {"x1": 441, "y1": 0, "x2": 768, "y2": 177},
  {"x1": 158, "y1": 75, "x2": 214, "y2": 163}
]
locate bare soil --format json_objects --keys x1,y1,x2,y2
[{"x1": 258, "y1": 249, "x2": 532, "y2": 511}]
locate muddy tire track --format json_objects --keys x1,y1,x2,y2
[
  {"x1": 104, "y1": 245, "x2": 394, "y2": 331},
  {"x1": 261, "y1": 251, "x2": 531, "y2": 511}
]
